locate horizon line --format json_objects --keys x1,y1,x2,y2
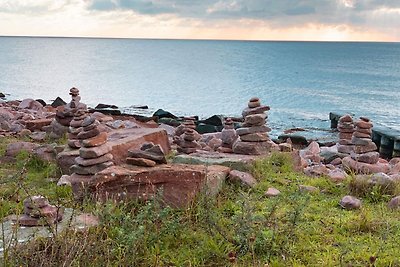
[{"x1": 0, "y1": 34, "x2": 398, "y2": 44}]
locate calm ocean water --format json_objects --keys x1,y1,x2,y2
[{"x1": 0, "y1": 37, "x2": 399, "y2": 138}]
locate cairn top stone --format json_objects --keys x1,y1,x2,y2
[
  {"x1": 69, "y1": 87, "x2": 79, "y2": 95},
  {"x1": 248, "y1": 97, "x2": 261, "y2": 108},
  {"x1": 23, "y1": 195, "x2": 49, "y2": 209},
  {"x1": 360, "y1": 116, "x2": 370, "y2": 122},
  {"x1": 339, "y1": 114, "x2": 353, "y2": 123}
]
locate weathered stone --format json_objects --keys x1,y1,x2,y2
[
  {"x1": 339, "y1": 139, "x2": 353, "y2": 145},
  {"x1": 338, "y1": 114, "x2": 353, "y2": 123},
  {"x1": 80, "y1": 144, "x2": 112, "y2": 159},
  {"x1": 83, "y1": 120, "x2": 100, "y2": 131},
  {"x1": 67, "y1": 139, "x2": 81, "y2": 149},
  {"x1": 304, "y1": 164, "x2": 329, "y2": 177},
  {"x1": 57, "y1": 175, "x2": 72, "y2": 186},
  {"x1": 70, "y1": 161, "x2": 114, "y2": 175},
  {"x1": 71, "y1": 164, "x2": 228, "y2": 207},
  {"x1": 233, "y1": 140, "x2": 277, "y2": 155},
  {"x1": 228, "y1": 170, "x2": 257, "y2": 187},
  {"x1": 75, "y1": 153, "x2": 113, "y2": 166},
  {"x1": 265, "y1": 187, "x2": 280, "y2": 197},
  {"x1": 353, "y1": 131, "x2": 371, "y2": 139},
  {"x1": 339, "y1": 132, "x2": 353, "y2": 140},
  {"x1": 77, "y1": 128, "x2": 100, "y2": 140},
  {"x1": 354, "y1": 142, "x2": 377, "y2": 154},
  {"x1": 327, "y1": 168, "x2": 347, "y2": 182},
  {"x1": 177, "y1": 147, "x2": 197, "y2": 154},
  {"x1": 18, "y1": 98, "x2": 43, "y2": 111},
  {"x1": 342, "y1": 156, "x2": 390, "y2": 174},
  {"x1": 355, "y1": 127, "x2": 372, "y2": 134},
  {"x1": 242, "y1": 105, "x2": 270, "y2": 117},
  {"x1": 236, "y1": 125, "x2": 271, "y2": 136},
  {"x1": 351, "y1": 137, "x2": 371, "y2": 146},
  {"x1": 279, "y1": 143, "x2": 293, "y2": 152},
  {"x1": 82, "y1": 132, "x2": 107, "y2": 147},
  {"x1": 5, "y1": 142, "x2": 39, "y2": 157},
  {"x1": 70, "y1": 119, "x2": 83, "y2": 128},
  {"x1": 299, "y1": 185, "x2": 319, "y2": 193},
  {"x1": 25, "y1": 119, "x2": 53, "y2": 131},
  {"x1": 126, "y1": 157, "x2": 156, "y2": 167},
  {"x1": 82, "y1": 116, "x2": 96, "y2": 127},
  {"x1": 243, "y1": 113, "x2": 267, "y2": 127},
  {"x1": 240, "y1": 132, "x2": 269, "y2": 142},
  {"x1": 69, "y1": 126, "x2": 83, "y2": 135},
  {"x1": 340, "y1": 195, "x2": 361, "y2": 210},
  {"x1": 351, "y1": 151, "x2": 379, "y2": 164},
  {"x1": 355, "y1": 120, "x2": 373, "y2": 129},
  {"x1": 23, "y1": 196, "x2": 49, "y2": 209},
  {"x1": 388, "y1": 196, "x2": 400, "y2": 209},
  {"x1": 29, "y1": 131, "x2": 47, "y2": 141},
  {"x1": 221, "y1": 128, "x2": 238, "y2": 146}
]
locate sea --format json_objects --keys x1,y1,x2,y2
[{"x1": 0, "y1": 36, "x2": 399, "y2": 140}]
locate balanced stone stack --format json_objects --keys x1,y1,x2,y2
[
  {"x1": 337, "y1": 114, "x2": 355, "y2": 154},
  {"x1": 232, "y1": 97, "x2": 274, "y2": 155},
  {"x1": 16, "y1": 196, "x2": 63, "y2": 226},
  {"x1": 127, "y1": 142, "x2": 167, "y2": 167},
  {"x1": 67, "y1": 109, "x2": 87, "y2": 149},
  {"x1": 218, "y1": 117, "x2": 238, "y2": 153},
  {"x1": 55, "y1": 87, "x2": 87, "y2": 127},
  {"x1": 174, "y1": 118, "x2": 197, "y2": 138},
  {"x1": 177, "y1": 128, "x2": 201, "y2": 154},
  {"x1": 70, "y1": 115, "x2": 114, "y2": 175},
  {"x1": 350, "y1": 117, "x2": 379, "y2": 164}
]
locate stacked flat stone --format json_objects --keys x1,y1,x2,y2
[
  {"x1": 70, "y1": 115, "x2": 114, "y2": 175},
  {"x1": 337, "y1": 114, "x2": 355, "y2": 154},
  {"x1": 218, "y1": 117, "x2": 238, "y2": 153},
  {"x1": 55, "y1": 87, "x2": 87, "y2": 127},
  {"x1": 174, "y1": 118, "x2": 197, "y2": 137},
  {"x1": 177, "y1": 128, "x2": 201, "y2": 154},
  {"x1": 67, "y1": 109, "x2": 86, "y2": 149},
  {"x1": 16, "y1": 196, "x2": 63, "y2": 226},
  {"x1": 350, "y1": 117, "x2": 379, "y2": 164},
  {"x1": 232, "y1": 97, "x2": 273, "y2": 155},
  {"x1": 127, "y1": 142, "x2": 167, "y2": 167}
]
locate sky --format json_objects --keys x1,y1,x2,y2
[{"x1": 0, "y1": 0, "x2": 399, "y2": 41}]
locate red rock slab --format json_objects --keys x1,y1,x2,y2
[
  {"x1": 108, "y1": 127, "x2": 170, "y2": 164},
  {"x1": 82, "y1": 132, "x2": 107, "y2": 147},
  {"x1": 71, "y1": 164, "x2": 229, "y2": 208},
  {"x1": 25, "y1": 118, "x2": 53, "y2": 131}
]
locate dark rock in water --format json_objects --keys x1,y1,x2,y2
[
  {"x1": 132, "y1": 105, "x2": 149, "y2": 109},
  {"x1": 51, "y1": 97, "x2": 67, "y2": 108},
  {"x1": 196, "y1": 123, "x2": 223, "y2": 134},
  {"x1": 278, "y1": 134, "x2": 308, "y2": 146},
  {"x1": 0, "y1": 92, "x2": 5, "y2": 98},
  {"x1": 95, "y1": 103, "x2": 118, "y2": 109},
  {"x1": 153, "y1": 109, "x2": 177, "y2": 119},
  {"x1": 93, "y1": 109, "x2": 121, "y2": 116},
  {"x1": 158, "y1": 117, "x2": 180, "y2": 126},
  {"x1": 198, "y1": 115, "x2": 224, "y2": 126},
  {"x1": 35, "y1": 99, "x2": 47, "y2": 107}
]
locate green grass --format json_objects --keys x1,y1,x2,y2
[{"x1": 1, "y1": 139, "x2": 400, "y2": 266}]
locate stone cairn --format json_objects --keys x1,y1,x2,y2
[
  {"x1": 70, "y1": 115, "x2": 114, "y2": 175},
  {"x1": 68, "y1": 109, "x2": 87, "y2": 149},
  {"x1": 337, "y1": 114, "x2": 355, "y2": 154},
  {"x1": 218, "y1": 117, "x2": 238, "y2": 153},
  {"x1": 16, "y1": 196, "x2": 63, "y2": 226},
  {"x1": 55, "y1": 87, "x2": 87, "y2": 127},
  {"x1": 232, "y1": 97, "x2": 273, "y2": 155},
  {"x1": 177, "y1": 128, "x2": 201, "y2": 154},
  {"x1": 127, "y1": 142, "x2": 167, "y2": 167},
  {"x1": 350, "y1": 117, "x2": 379, "y2": 164}
]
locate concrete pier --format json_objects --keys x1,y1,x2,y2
[{"x1": 330, "y1": 112, "x2": 400, "y2": 159}]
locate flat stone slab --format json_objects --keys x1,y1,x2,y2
[
  {"x1": 57, "y1": 127, "x2": 170, "y2": 174},
  {"x1": 172, "y1": 151, "x2": 264, "y2": 171},
  {"x1": 70, "y1": 164, "x2": 230, "y2": 208}
]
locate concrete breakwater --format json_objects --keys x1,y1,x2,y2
[{"x1": 330, "y1": 112, "x2": 400, "y2": 158}]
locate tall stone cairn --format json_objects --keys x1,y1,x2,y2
[
  {"x1": 337, "y1": 114, "x2": 355, "y2": 154},
  {"x1": 68, "y1": 109, "x2": 86, "y2": 149},
  {"x1": 70, "y1": 115, "x2": 114, "y2": 175},
  {"x1": 218, "y1": 117, "x2": 238, "y2": 153},
  {"x1": 350, "y1": 117, "x2": 379, "y2": 164},
  {"x1": 232, "y1": 97, "x2": 274, "y2": 155}
]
